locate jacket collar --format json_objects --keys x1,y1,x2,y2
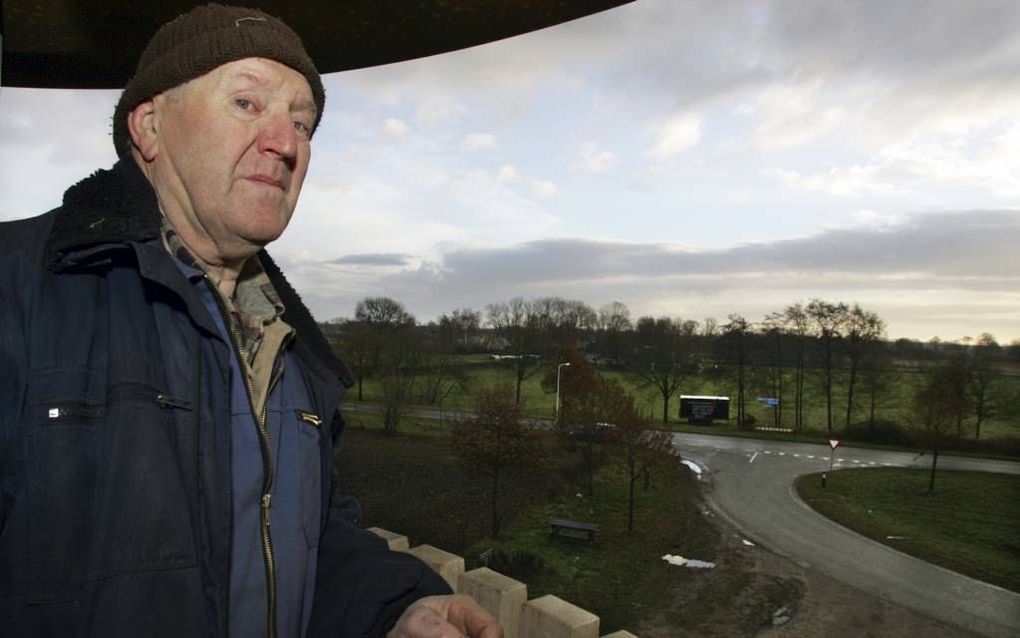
[{"x1": 45, "y1": 159, "x2": 354, "y2": 388}]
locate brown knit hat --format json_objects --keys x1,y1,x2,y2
[{"x1": 113, "y1": 3, "x2": 324, "y2": 158}]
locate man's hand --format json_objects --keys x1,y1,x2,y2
[{"x1": 388, "y1": 594, "x2": 502, "y2": 638}]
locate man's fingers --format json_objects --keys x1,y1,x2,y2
[
  {"x1": 446, "y1": 595, "x2": 502, "y2": 638},
  {"x1": 390, "y1": 599, "x2": 465, "y2": 638},
  {"x1": 391, "y1": 595, "x2": 502, "y2": 638}
]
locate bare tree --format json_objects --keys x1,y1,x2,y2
[
  {"x1": 760, "y1": 312, "x2": 787, "y2": 429},
  {"x1": 860, "y1": 346, "x2": 894, "y2": 434},
  {"x1": 598, "y1": 301, "x2": 632, "y2": 366},
  {"x1": 451, "y1": 384, "x2": 543, "y2": 538},
  {"x1": 543, "y1": 342, "x2": 604, "y2": 496},
  {"x1": 351, "y1": 297, "x2": 419, "y2": 433},
  {"x1": 806, "y1": 299, "x2": 848, "y2": 433},
  {"x1": 632, "y1": 316, "x2": 696, "y2": 423},
  {"x1": 914, "y1": 361, "x2": 969, "y2": 494},
  {"x1": 486, "y1": 298, "x2": 546, "y2": 403},
  {"x1": 783, "y1": 303, "x2": 810, "y2": 432},
  {"x1": 969, "y1": 334, "x2": 1002, "y2": 439},
  {"x1": 720, "y1": 314, "x2": 753, "y2": 428},
  {"x1": 843, "y1": 304, "x2": 885, "y2": 428},
  {"x1": 604, "y1": 381, "x2": 678, "y2": 531},
  {"x1": 437, "y1": 307, "x2": 481, "y2": 352}
]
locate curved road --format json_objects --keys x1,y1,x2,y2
[{"x1": 674, "y1": 433, "x2": 1020, "y2": 638}]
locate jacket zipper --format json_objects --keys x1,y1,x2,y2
[{"x1": 204, "y1": 273, "x2": 278, "y2": 638}]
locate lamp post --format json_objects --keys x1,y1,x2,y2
[{"x1": 555, "y1": 362, "x2": 571, "y2": 423}]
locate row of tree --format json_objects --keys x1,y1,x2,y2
[{"x1": 325, "y1": 296, "x2": 1017, "y2": 438}]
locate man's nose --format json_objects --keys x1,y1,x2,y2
[{"x1": 258, "y1": 112, "x2": 298, "y2": 162}]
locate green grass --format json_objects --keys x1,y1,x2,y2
[
  {"x1": 796, "y1": 468, "x2": 1020, "y2": 593},
  {"x1": 335, "y1": 416, "x2": 799, "y2": 633},
  {"x1": 349, "y1": 355, "x2": 1020, "y2": 454}
]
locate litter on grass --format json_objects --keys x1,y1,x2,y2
[
  {"x1": 662, "y1": 554, "x2": 716, "y2": 569},
  {"x1": 681, "y1": 460, "x2": 702, "y2": 477},
  {"x1": 742, "y1": 539, "x2": 756, "y2": 547}
]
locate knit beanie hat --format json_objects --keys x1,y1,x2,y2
[{"x1": 113, "y1": 3, "x2": 324, "y2": 158}]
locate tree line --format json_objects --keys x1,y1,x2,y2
[{"x1": 324, "y1": 296, "x2": 1020, "y2": 443}]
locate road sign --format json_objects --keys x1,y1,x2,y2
[{"x1": 829, "y1": 439, "x2": 841, "y2": 451}]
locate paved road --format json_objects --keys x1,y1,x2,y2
[{"x1": 675, "y1": 433, "x2": 1020, "y2": 638}]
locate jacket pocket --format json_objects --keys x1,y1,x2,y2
[
  {"x1": 26, "y1": 410, "x2": 100, "y2": 602},
  {"x1": 24, "y1": 374, "x2": 195, "y2": 602},
  {"x1": 295, "y1": 409, "x2": 323, "y2": 549}
]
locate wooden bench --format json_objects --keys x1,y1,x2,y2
[{"x1": 548, "y1": 518, "x2": 600, "y2": 544}]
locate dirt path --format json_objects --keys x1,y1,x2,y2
[{"x1": 638, "y1": 514, "x2": 977, "y2": 637}]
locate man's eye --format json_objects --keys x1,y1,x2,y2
[
  {"x1": 293, "y1": 121, "x2": 311, "y2": 135},
  {"x1": 235, "y1": 98, "x2": 254, "y2": 110}
]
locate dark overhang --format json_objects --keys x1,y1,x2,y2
[{"x1": 2, "y1": 1, "x2": 633, "y2": 89}]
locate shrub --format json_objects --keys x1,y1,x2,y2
[{"x1": 486, "y1": 548, "x2": 546, "y2": 582}]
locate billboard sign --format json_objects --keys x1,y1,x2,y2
[{"x1": 679, "y1": 395, "x2": 730, "y2": 424}]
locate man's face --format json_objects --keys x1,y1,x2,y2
[{"x1": 149, "y1": 57, "x2": 316, "y2": 261}]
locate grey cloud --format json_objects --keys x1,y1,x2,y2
[
  {"x1": 330, "y1": 253, "x2": 412, "y2": 266},
  {"x1": 277, "y1": 209, "x2": 1020, "y2": 342},
  {"x1": 421, "y1": 210, "x2": 1019, "y2": 287},
  {"x1": 341, "y1": 1, "x2": 1020, "y2": 117}
]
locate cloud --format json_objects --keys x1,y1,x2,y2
[
  {"x1": 651, "y1": 113, "x2": 702, "y2": 160},
  {"x1": 274, "y1": 210, "x2": 1020, "y2": 340},
  {"x1": 573, "y1": 142, "x2": 618, "y2": 173},
  {"x1": 461, "y1": 133, "x2": 497, "y2": 151},
  {"x1": 381, "y1": 117, "x2": 410, "y2": 137},
  {"x1": 531, "y1": 180, "x2": 559, "y2": 198},
  {"x1": 331, "y1": 253, "x2": 413, "y2": 266},
  {"x1": 496, "y1": 164, "x2": 521, "y2": 183}
]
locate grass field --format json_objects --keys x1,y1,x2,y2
[
  {"x1": 796, "y1": 468, "x2": 1020, "y2": 593},
  {"x1": 337, "y1": 413, "x2": 802, "y2": 633},
  {"x1": 349, "y1": 356, "x2": 1020, "y2": 449}
]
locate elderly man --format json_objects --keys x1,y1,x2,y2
[{"x1": 0, "y1": 4, "x2": 498, "y2": 638}]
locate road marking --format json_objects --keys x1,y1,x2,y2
[
  {"x1": 806, "y1": 455, "x2": 815, "y2": 459},
  {"x1": 869, "y1": 461, "x2": 877, "y2": 465},
  {"x1": 764, "y1": 450, "x2": 772, "y2": 455},
  {"x1": 778, "y1": 452, "x2": 786, "y2": 456},
  {"x1": 882, "y1": 463, "x2": 893, "y2": 467},
  {"x1": 792, "y1": 453, "x2": 800, "y2": 457},
  {"x1": 749, "y1": 452, "x2": 759, "y2": 464},
  {"x1": 837, "y1": 458, "x2": 845, "y2": 462},
  {"x1": 853, "y1": 459, "x2": 862, "y2": 463}
]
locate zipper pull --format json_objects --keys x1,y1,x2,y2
[
  {"x1": 262, "y1": 493, "x2": 272, "y2": 526},
  {"x1": 299, "y1": 411, "x2": 322, "y2": 428},
  {"x1": 156, "y1": 393, "x2": 192, "y2": 410}
]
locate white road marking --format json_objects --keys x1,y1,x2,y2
[
  {"x1": 793, "y1": 453, "x2": 800, "y2": 457},
  {"x1": 764, "y1": 450, "x2": 772, "y2": 455},
  {"x1": 778, "y1": 452, "x2": 786, "y2": 456},
  {"x1": 749, "y1": 452, "x2": 759, "y2": 464},
  {"x1": 806, "y1": 455, "x2": 815, "y2": 459}
]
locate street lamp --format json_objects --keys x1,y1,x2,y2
[{"x1": 555, "y1": 362, "x2": 571, "y2": 422}]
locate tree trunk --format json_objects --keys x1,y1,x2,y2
[
  {"x1": 491, "y1": 469, "x2": 500, "y2": 538},
  {"x1": 868, "y1": 390, "x2": 877, "y2": 434},
  {"x1": 357, "y1": 375, "x2": 364, "y2": 402},
  {"x1": 628, "y1": 473, "x2": 636, "y2": 531},
  {"x1": 928, "y1": 448, "x2": 939, "y2": 495},
  {"x1": 586, "y1": 442, "x2": 595, "y2": 497},
  {"x1": 661, "y1": 393, "x2": 669, "y2": 424},
  {"x1": 845, "y1": 361, "x2": 858, "y2": 429}
]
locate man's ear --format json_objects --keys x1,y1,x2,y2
[{"x1": 127, "y1": 99, "x2": 160, "y2": 162}]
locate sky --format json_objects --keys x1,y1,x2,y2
[{"x1": 2, "y1": 0, "x2": 1019, "y2": 343}]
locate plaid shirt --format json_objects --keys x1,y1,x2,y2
[{"x1": 161, "y1": 217, "x2": 293, "y2": 414}]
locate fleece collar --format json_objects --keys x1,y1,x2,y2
[{"x1": 44, "y1": 159, "x2": 353, "y2": 388}]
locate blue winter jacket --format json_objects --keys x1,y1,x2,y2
[{"x1": 0, "y1": 160, "x2": 450, "y2": 637}]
